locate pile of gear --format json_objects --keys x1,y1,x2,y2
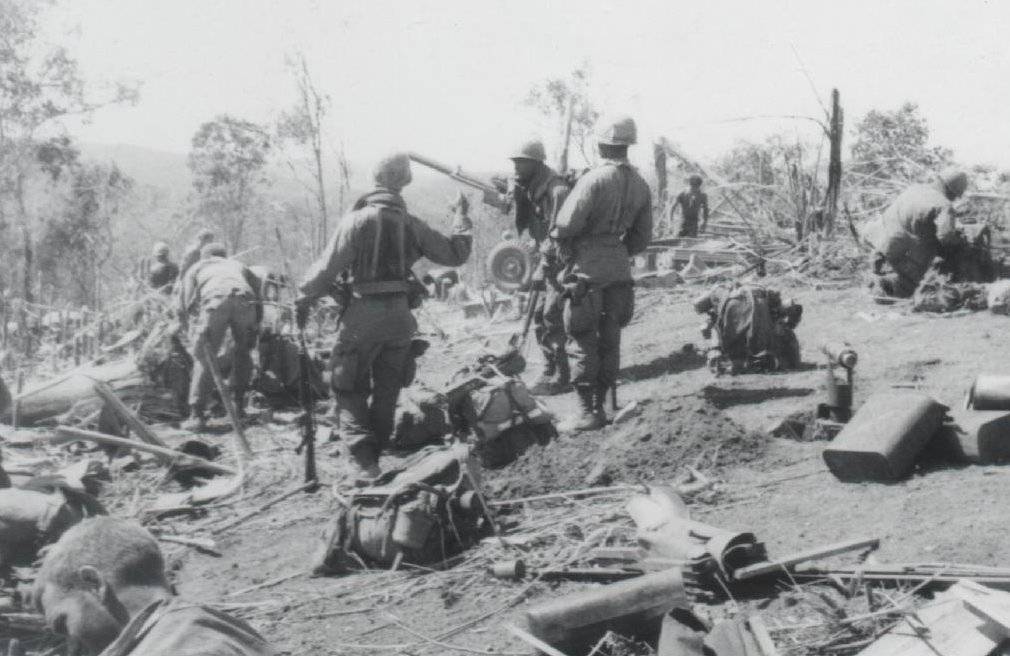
[{"x1": 693, "y1": 283, "x2": 802, "y2": 375}]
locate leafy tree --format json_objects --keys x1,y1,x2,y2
[
  {"x1": 37, "y1": 162, "x2": 133, "y2": 306},
  {"x1": 850, "y1": 102, "x2": 953, "y2": 184},
  {"x1": 0, "y1": 0, "x2": 137, "y2": 301},
  {"x1": 524, "y1": 63, "x2": 600, "y2": 170},
  {"x1": 188, "y1": 115, "x2": 271, "y2": 251}
]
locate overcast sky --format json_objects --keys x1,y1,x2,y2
[{"x1": 49, "y1": 0, "x2": 1010, "y2": 173}]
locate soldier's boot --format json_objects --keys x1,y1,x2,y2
[
  {"x1": 595, "y1": 383, "x2": 610, "y2": 424},
  {"x1": 181, "y1": 405, "x2": 208, "y2": 432},
  {"x1": 566, "y1": 385, "x2": 606, "y2": 432},
  {"x1": 346, "y1": 452, "x2": 382, "y2": 486},
  {"x1": 530, "y1": 351, "x2": 571, "y2": 396}
]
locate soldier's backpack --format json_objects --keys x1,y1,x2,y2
[
  {"x1": 698, "y1": 284, "x2": 802, "y2": 373},
  {"x1": 312, "y1": 445, "x2": 489, "y2": 575},
  {"x1": 446, "y1": 372, "x2": 555, "y2": 467}
]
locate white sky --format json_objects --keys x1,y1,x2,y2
[{"x1": 48, "y1": 0, "x2": 1010, "y2": 173}]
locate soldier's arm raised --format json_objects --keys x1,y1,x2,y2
[
  {"x1": 410, "y1": 208, "x2": 473, "y2": 267},
  {"x1": 299, "y1": 220, "x2": 359, "y2": 300}
]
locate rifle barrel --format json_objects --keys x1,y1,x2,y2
[{"x1": 407, "y1": 152, "x2": 496, "y2": 194}]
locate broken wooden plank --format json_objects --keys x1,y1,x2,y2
[
  {"x1": 91, "y1": 380, "x2": 168, "y2": 448},
  {"x1": 953, "y1": 581, "x2": 1010, "y2": 635},
  {"x1": 856, "y1": 584, "x2": 1003, "y2": 656},
  {"x1": 747, "y1": 615, "x2": 779, "y2": 656},
  {"x1": 793, "y1": 565, "x2": 1010, "y2": 590},
  {"x1": 504, "y1": 623, "x2": 571, "y2": 656},
  {"x1": 202, "y1": 343, "x2": 251, "y2": 462},
  {"x1": 733, "y1": 537, "x2": 880, "y2": 580},
  {"x1": 50, "y1": 426, "x2": 236, "y2": 476}
]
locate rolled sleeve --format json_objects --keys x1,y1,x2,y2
[{"x1": 299, "y1": 220, "x2": 358, "y2": 299}]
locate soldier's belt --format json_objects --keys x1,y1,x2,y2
[{"x1": 352, "y1": 280, "x2": 410, "y2": 296}]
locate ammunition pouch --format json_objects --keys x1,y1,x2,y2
[
  {"x1": 312, "y1": 445, "x2": 488, "y2": 575},
  {"x1": 407, "y1": 274, "x2": 428, "y2": 310}
]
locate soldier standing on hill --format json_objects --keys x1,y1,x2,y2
[
  {"x1": 295, "y1": 153, "x2": 473, "y2": 482},
  {"x1": 671, "y1": 174, "x2": 709, "y2": 237},
  {"x1": 506, "y1": 140, "x2": 571, "y2": 395},
  {"x1": 550, "y1": 116, "x2": 653, "y2": 431}
]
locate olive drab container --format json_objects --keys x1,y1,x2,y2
[
  {"x1": 822, "y1": 390, "x2": 948, "y2": 482},
  {"x1": 967, "y1": 375, "x2": 1010, "y2": 411}
]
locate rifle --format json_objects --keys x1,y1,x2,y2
[
  {"x1": 294, "y1": 329, "x2": 319, "y2": 492},
  {"x1": 274, "y1": 225, "x2": 319, "y2": 493},
  {"x1": 407, "y1": 152, "x2": 510, "y2": 212}
]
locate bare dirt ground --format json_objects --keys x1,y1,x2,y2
[{"x1": 38, "y1": 278, "x2": 1010, "y2": 655}]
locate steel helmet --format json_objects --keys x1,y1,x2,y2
[
  {"x1": 373, "y1": 152, "x2": 412, "y2": 191},
  {"x1": 938, "y1": 168, "x2": 968, "y2": 199},
  {"x1": 151, "y1": 241, "x2": 170, "y2": 258},
  {"x1": 200, "y1": 242, "x2": 228, "y2": 259},
  {"x1": 509, "y1": 139, "x2": 546, "y2": 162},
  {"x1": 596, "y1": 115, "x2": 637, "y2": 146}
]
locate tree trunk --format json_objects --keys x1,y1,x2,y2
[
  {"x1": 824, "y1": 89, "x2": 844, "y2": 236},
  {"x1": 558, "y1": 95, "x2": 575, "y2": 173}
]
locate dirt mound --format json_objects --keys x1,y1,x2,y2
[{"x1": 484, "y1": 394, "x2": 767, "y2": 499}]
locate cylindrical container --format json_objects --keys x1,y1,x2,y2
[
  {"x1": 524, "y1": 568, "x2": 686, "y2": 655},
  {"x1": 822, "y1": 342, "x2": 857, "y2": 369},
  {"x1": 391, "y1": 495, "x2": 436, "y2": 551},
  {"x1": 489, "y1": 559, "x2": 526, "y2": 580},
  {"x1": 935, "y1": 409, "x2": 1010, "y2": 465},
  {"x1": 968, "y1": 375, "x2": 1010, "y2": 410},
  {"x1": 823, "y1": 390, "x2": 947, "y2": 482}
]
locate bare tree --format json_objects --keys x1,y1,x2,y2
[
  {"x1": 524, "y1": 62, "x2": 600, "y2": 170},
  {"x1": 277, "y1": 52, "x2": 331, "y2": 253}
]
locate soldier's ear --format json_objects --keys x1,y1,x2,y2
[{"x1": 77, "y1": 566, "x2": 108, "y2": 598}]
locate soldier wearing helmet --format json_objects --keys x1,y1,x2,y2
[
  {"x1": 671, "y1": 174, "x2": 709, "y2": 237},
  {"x1": 507, "y1": 138, "x2": 572, "y2": 395},
  {"x1": 550, "y1": 115, "x2": 653, "y2": 430},
  {"x1": 295, "y1": 153, "x2": 473, "y2": 482},
  {"x1": 862, "y1": 168, "x2": 970, "y2": 298},
  {"x1": 179, "y1": 228, "x2": 216, "y2": 277},
  {"x1": 178, "y1": 243, "x2": 263, "y2": 431},
  {"x1": 147, "y1": 241, "x2": 179, "y2": 293}
]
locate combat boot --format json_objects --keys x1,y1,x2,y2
[
  {"x1": 529, "y1": 352, "x2": 572, "y2": 396},
  {"x1": 565, "y1": 385, "x2": 606, "y2": 432},
  {"x1": 181, "y1": 406, "x2": 208, "y2": 432},
  {"x1": 344, "y1": 446, "x2": 382, "y2": 486}
]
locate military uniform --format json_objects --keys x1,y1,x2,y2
[
  {"x1": 862, "y1": 171, "x2": 967, "y2": 297},
  {"x1": 148, "y1": 259, "x2": 179, "y2": 292},
  {"x1": 179, "y1": 251, "x2": 262, "y2": 422},
  {"x1": 298, "y1": 155, "x2": 472, "y2": 474},
  {"x1": 98, "y1": 599, "x2": 276, "y2": 656},
  {"x1": 551, "y1": 117, "x2": 652, "y2": 427},
  {"x1": 513, "y1": 160, "x2": 570, "y2": 392}
]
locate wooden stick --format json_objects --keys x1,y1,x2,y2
[
  {"x1": 487, "y1": 484, "x2": 647, "y2": 507},
  {"x1": 202, "y1": 343, "x2": 251, "y2": 461},
  {"x1": 90, "y1": 379, "x2": 168, "y2": 448},
  {"x1": 156, "y1": 534, "x2": 221, "y2": 556},
  {"x1": 51, "y1": 426, "x2": 237, "y2": 476},
  {"x1": 210, "y1": 481, "x2": 318, "y2": 535},
  {"x1": 734, "y1": 537, "x2": 880, "y2": 580},
  {"x1": 504, "y1": 624, "x2": 571, "y2": 656},
  {"x1": 748, "y1": 615, "x2": 780, "y2": 656}
]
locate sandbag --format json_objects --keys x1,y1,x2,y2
[
  {"x1": 312, "y1": 444, "x2": 488, "y2": 575},
  {"x1": 911, "y1": 269, "x2": 987, "y2": 313}
]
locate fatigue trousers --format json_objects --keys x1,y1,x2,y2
[
  {"x1": 189, "y1": 294, "x2": 259, "y2": 411},
  {"x1": 564, "y1": 281, "x2": 635, "y2": 390},
  {"x1": 533, "y1": 284, "x2": 567, "y2": 373},
  {"x1": 869, "y1": 251, "x2": 920, "y2": 298},
  {"x1": 330, "y1": 295, "x2": 416, "y2": 464}
]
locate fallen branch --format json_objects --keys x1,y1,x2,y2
[
  {"x1": 90, "y1": 379, "x2": 168, "y2": 448},
  {"x1": 210, "y1": 481, "x2": 319, "y2": 535},
  {"x1": 51, "y1": 426, "x2": 237, "y2": 476},
  {"x1": 202, "y1": 343, "x2": 252, "y2": 465}
]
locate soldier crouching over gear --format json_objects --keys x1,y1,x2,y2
[
  {"x1": 862, "y1": 168, "x2": 969, "y2": 298},
  {"x1": 550, "y1": 116, "x2": 653, "y2": 431},
  {"x1": 508, "y1": 139, "x2": 572, "y2": 396},
  {"x1": 34, "y1": 517, "x2": 276, "y2": 656},
  {"x1": 147, "y1": 242, "x2": 179, "y2": 293},
  {"x1": 178, "y1": 243, "x2": 262, "y2": 431},
  {"x1": 295, "y1": 152, "x2": 473, "y2": 482}
]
